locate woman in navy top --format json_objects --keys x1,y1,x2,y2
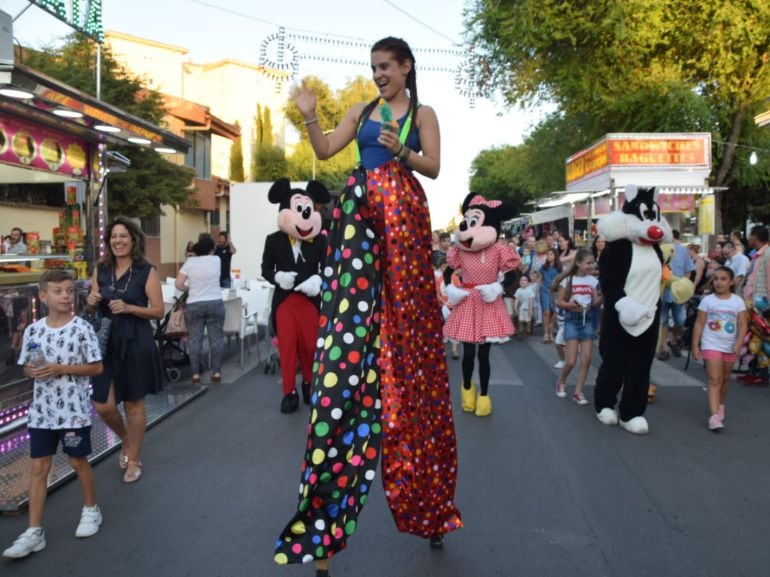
[
  {"x1": 277, "y1": 37, "x2": 461, "y2": 576},
  {"x1": 86, "y1": 217, "x2": 164, "y2": 484}
]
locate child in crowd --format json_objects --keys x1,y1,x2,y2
[
  {"x1": 540, "y1": 248, "x2": 561, "y2": 343},
  {"x1": 3, "y1": 270, "x2": 103, "y2": 559},
  {"x1": 502, "y1": 267, "x2": 520, "y2": 326},
  {"x1": 514, "y1": 275, "x2": 535, "y2": 336},
  {"x1": 554, "y1": 249, "x2": 600, "y2": 405},
  {"x1": 553, "y1": 304, "x2": 567, "y2": 369},
  {"x1": 530, "y1": 269, "x2": 543, "y2": 327},
  {"x1": 435, "y1": 257, "x2": 461, "y2": 359},
  {"x1": 691, "y1": 266, "x2": 748, "y2": 431}
]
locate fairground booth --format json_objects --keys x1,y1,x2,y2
[
  {"x1": 531, "y1": 133, "x2": 721, "y2": 245},
  {"x1": 0, "y1": 43, "x2": 189, "y2": 455}
]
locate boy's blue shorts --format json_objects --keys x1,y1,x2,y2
[{"x1": 29, "y1": 426, "x2": 92, "y2": 458}]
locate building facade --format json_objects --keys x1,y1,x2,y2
[{"x1": 105, "y1": 30, "x2": 287, "y2": 277}]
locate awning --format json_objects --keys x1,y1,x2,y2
[
  {"x1": 529, "y1": 205, "x2": 571, "y2": 225},
  {"x1": 0, "y1": 63, "x2": 190, "y2": 154}
]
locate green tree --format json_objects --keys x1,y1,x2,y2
[
  {"x1": 465, "y1": 0, "x2": 770, "y2": 227},
  {"x1": 469, "y1": 146, "x2": 532, "y2": 216},
  {"x1": 262, "y1": 107, "x2": 274, "y2": 148},
  {"x1": 107, "y1": 148, "x2": 195, "y2": 219},
  {"x1": 23, "y1": 34, "x2": 193, "y2": 217},
  {"x1": 252, "y1": 105, "x2": 285, "y2": 180},
  {"x1": 229, "y1": 121, "x2": 245, "y2": 182},
  {"x1": 285, "y1": 75, "x2": 376, "y2": 188},
  {"x1": 253, "y1": 146, "x2": 289, "y2": 182}
]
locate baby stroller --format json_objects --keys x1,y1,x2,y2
[
  {"x1": 156, "y1": 292, "x2": 190, "y2": 382},
  {"x1": 682, "y1": 294, "x2": 702, "y2": 371},
  {"x1": 264, "y1": 329, "x2": 279, "y2": 375}
]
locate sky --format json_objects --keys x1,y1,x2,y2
[{"x1": 1, "y1": 0, "x2": 548, "y2": 227}]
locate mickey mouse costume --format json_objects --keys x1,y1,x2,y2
[
  {"x1": 443, "y1": 193, "x2": 519, "y2": 416},
  {"x1": 594, "y1": 185, "x2": 672, "y2": 434},
  {"x1": 261, "y1": 178, "x2": 330, "y2": 414}
]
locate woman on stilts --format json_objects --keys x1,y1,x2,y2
[{"x1": 274, "y1": 37, "x2": 462, "y2": 577}]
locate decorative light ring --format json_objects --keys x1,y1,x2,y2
[{"x1": 259, "y1": 26, "x2": 299, "y2": 91}]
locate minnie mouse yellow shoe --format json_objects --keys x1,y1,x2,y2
[
  {"x1": 460, "y1": 383, "x2": 477, "y2": 412},
  {"x1": 475, "y1": 394, "x2": 492, "y2": 417}
]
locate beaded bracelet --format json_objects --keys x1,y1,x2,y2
[{"x1": 303, "y1": 117, "x2": 319, "y2": 126}]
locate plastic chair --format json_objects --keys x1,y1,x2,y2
[
  {"x1": 243, "y1": 283, "x2": 273, "y2": 361},
  {"x1": 222, "y1": 297, "x2": 257, "y2": 368}
]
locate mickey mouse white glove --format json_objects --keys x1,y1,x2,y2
[
  {"x1": 274, "y1": 271, "x2": 297, "y2": 290},
  {"x1": 441, "y1": 304, "x2": 451, "y2": 321},
  {"x1": 477, "y1": 282, "x2": 504, "y2": 303},
  {"x1": 294, "y1": 274, "x2": 322, "y2": 297},
  {"x1": 615, "y1": 296, "x2": 655, "y2": 327},
  {"x1": 445, "y1": 284, "x2": 470, "y2": 306}
]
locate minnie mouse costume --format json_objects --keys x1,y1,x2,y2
[
  {"x1": 443, "y1": 193, "x2": 519, "y2": 416},
  {"x1": 261, "y1": 178, "x2": 330, "y2": 414}
]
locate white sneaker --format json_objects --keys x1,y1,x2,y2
[
  {"x1": 554, "y1": 360, "x2": 565, "y2": 369},
  {"x1": 75, "y1": 505, "x2": 102, "y2": 538},
  {"x1": 3, "y1": 527, "x2": 45, "y2": 558}
]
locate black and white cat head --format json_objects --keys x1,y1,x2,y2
[{"x1": 597, "y1": 184, "x2": 672, "y2": 245}]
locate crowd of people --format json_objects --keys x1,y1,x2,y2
[
  {"x1": 5, "y1": 32, "x2": 770, "y2": 577},
  {"x1": 433, "y1": 225, "x2": 769, "y2": 422}
]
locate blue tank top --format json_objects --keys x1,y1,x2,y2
[{"x1": 357, "y1": 112, "x2": 421, "y2": 170}]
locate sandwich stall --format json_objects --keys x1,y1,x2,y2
[
  {"x1": 531, "y1": 132, "x2": 719, "y2": 242},
  {"x1": 0, "y1": 60, "x2": 189, "y2": 435}
]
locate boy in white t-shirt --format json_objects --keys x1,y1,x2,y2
[{"x1": 3, "y1": 270, "x2": 103, "y2": 559}]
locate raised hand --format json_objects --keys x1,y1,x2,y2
[{"x1": 291, "y1": 82, "x2": 317, "y2": 119}]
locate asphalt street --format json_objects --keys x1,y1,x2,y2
[{"x1": 2, "y1": 336, "x2": 770, "y2": 577}]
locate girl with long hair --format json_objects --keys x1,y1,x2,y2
[
  {"x1": 540, "y1": 248, "x2": 562, "y2": 343},
  {"x1": 554, "y1": 249, "x2": 600, "y2": 405},
  {"x1": 691, "y1": 266, "x2": 748, "y2": 430}
]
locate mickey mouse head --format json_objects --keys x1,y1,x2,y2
[
  {"x1": 268, "y1": 177, "x2": 331, "y2": 241},
  {"x1": 455, "y1": 192, "x2": 517, "y2": 252}
]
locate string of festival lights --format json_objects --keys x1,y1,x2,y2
[
  {"x1": 257, "y1": 27, "x2": 486, "y2": 104},
  {"x1": 176, "y1": 0, "x2": 486, "y2": 103}
]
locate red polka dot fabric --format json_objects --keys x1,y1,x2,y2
[{"x1": 275, "y1": 163, "x2": 462, "y2": 565}]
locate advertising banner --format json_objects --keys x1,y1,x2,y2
[
  {"x1": 0, "y1": 113, "x2": 90, "y2": 179},
  {"x1": 566, "y1": 133, "x2": 711, "y2": 191},
  {"x1": 698, "y1": 195, "x2": 715, "y2": 235}
]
